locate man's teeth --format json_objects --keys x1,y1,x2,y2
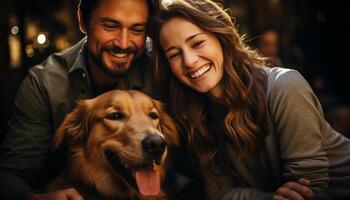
[
  {"x1": 190, "y1": 64, "x2": 211, "y2": 79},
  {"x1": 111, "y1": 52, "x2": 128, "y2": 58}
]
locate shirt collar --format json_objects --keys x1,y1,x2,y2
[{"x1": 68, "y1": 37, "x2": 88, "y2": 74}]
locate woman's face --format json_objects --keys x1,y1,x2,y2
[{"x1": 159, "y1": 17, "x2": 224, "y2": 100}]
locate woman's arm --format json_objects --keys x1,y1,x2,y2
[
  {"x1": 205, "y1": 162, "x2": 313, "y2": 200},
  {"x1": 204, "y1": 170, "x2": 274, "y2": 200},
  {"x1": 267, "y1": 68, "x2": 331, "y2": 198}
]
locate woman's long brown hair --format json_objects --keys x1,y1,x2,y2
[{"x1": 152, "y1": 0, "x2": 271, "y2": 183}]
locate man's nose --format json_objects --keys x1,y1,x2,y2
[{"x1": 116, "y1": 29, "x2": 130, "y2": 49}]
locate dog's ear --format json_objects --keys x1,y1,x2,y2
[
  {"x1": 53, "y1": 99, "x2": 93, "y2": 150},
  {"x1": 154, "y1": 100, "x2": 179, "y2": 146}
]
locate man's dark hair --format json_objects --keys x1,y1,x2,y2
[{"x1": 78, "y1": 0, "x2": 159, "y2": 33}]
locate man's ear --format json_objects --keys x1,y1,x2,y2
[{"x1": 77, "y1": 9, "x2": 87, "y2": 34}]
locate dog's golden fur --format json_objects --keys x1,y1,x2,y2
[{"x1": 49, "y1": 90, "x2": 178, "y2": 200}]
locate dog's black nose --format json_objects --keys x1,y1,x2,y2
[{"x1": 142, "y1": 134, "x2": 166, "y2": 159}]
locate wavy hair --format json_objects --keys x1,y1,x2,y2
[{"x1": 152, "y1": 0, "x2": 271, "y2": 183}]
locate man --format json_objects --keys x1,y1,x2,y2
[{"x1": 0, "y1": 0, "x2": 158, "y2": 199}]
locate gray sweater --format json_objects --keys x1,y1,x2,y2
[{"x1": 206, "y1": 67, "x2": 350, "y2": 200}]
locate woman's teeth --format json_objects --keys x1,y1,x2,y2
[{"x1": 190, "y1": 64, "x2": 211, "y2": 79}]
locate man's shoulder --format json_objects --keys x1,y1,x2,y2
[
  {"x1": 53, "y1": 38, "x2": 86, "y2": 69},
  {"x1": 28, "y1": 38, "x2": 86, "y2": 80}
]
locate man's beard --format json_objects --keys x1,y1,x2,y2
[{"x1": 88, "y1": 42, "x2": 141, "y2": 79}]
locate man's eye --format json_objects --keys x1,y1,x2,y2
[
  {"x1": 106, "y1": 112, "x2": 125, "y2": 120},
  {"x1": 103, "y1": 24, "x2": 118, "y2": 31},
  {"x1": 131, "y1": 27, "x2": 146, "y2": 35}
]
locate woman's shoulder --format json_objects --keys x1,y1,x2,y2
[
  {"x1": 260, "y1": 66, "x2": 318, "y2": 112},
  {"x1": 262, "y1": 67, "x2": 310, "y2": 93},
  {"x1": 262, "y1": 67, "x2": 301, "y2": 82}
]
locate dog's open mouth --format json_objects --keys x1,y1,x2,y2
[{"x1": 105, "y1": 150, "x2": 161, "y2": 196}]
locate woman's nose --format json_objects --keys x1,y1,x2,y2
[{"x1": 183, "y1": 50, "x2": 199, "y2": 68}]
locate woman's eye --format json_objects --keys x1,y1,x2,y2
[
  {"x1": 192, "y1": 40, "x2": 204, "y2": 48},
  {"x1": 106, "y1": 112, "x2": 125, "y2": 120},
  {"x1": 168, "y1": 52, "x2": 181, "y2": 60},
  {"x1": 149, "y1": 111, "x2": 159, "y2": 120}
]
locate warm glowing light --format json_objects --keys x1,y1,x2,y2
[
  {"x1": 8, "y1": 35, "x2": 21, "y2": 68},
  {"x1": 55, "y1": 36, "x2": 71, "y2": 50},
  {"x1": 37, "y1": 33, "x2": 46, "y2": 44},
  {"x1": 11, "y1": 26, "x2": 19, "y2": 35},
  {"x1": 25, "y1": 45, "x2": 35, "y2": 57}
]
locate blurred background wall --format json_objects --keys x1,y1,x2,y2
[{"x1": 1, "y1": 0, "x2": 349, "y2": 141}]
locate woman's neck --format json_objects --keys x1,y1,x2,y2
[
  {"x1": 208, "y1": 88, "x2": 225, "y2": 105},
  {"x1": 207, "y1": 82, "x2": 225, "y2": 105}
]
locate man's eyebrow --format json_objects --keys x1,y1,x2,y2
[
  {"x1": 164, "y1": 32, "x2": 205, "y2": 52},
  {"x1": 131, "y1": 23, "x2": 147, "y2": 27},
  {"x1": 97, "y1": 17, "x2": 147, "y2": 27},
  {"x1": 98, "y1": 17, "x2": 120, "y2": 24}
]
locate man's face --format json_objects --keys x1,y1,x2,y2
[{"x1": 81, "y1": 0, "x2": 149, "y2": 78}]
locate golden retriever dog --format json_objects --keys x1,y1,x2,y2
[{"x1": 49, "y1": 90, "x2": 179, "y2": 200}]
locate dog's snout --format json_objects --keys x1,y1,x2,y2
[{"x1": 142, "y1": 134, "x2": 166, "y2": 158}]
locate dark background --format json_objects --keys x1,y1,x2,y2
[{"x1": 1, "y1": 0, "x2": 349, "y2": 141}]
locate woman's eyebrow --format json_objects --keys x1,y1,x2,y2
[
  {"x1": 164, "y1": 32, "x2": 205, "y2": 53},
  {"x1": 185, "y1": 32, "x2": 205, "y2": 43}
]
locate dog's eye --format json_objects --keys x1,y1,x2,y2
[
  {"x1": 149, "y1": 111, "x2": 159, "y2": 120},
  {"x1": 106, "y1": 112, "x2": 125, "y2": 120}
]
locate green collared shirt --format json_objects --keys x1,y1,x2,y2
[{"x1": 0, "y1": 38, "x2": 157, "y2": 199}]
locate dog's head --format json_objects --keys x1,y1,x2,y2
[{"x1": 53, "y1": 90, "x2": 179, "y2": 199}]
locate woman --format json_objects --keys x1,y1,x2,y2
[{"x1": 152, "y1": 0, "x2": 350, "y2": 199}]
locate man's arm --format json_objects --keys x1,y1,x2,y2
[
  {"x1": 0, "y1": 169, "x2": 37, "y2": 199},
  {"x1": 0, "y1": 69, "x2": 52, "y2": 199}
]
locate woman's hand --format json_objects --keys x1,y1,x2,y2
[{"x1": 273, "y1": 178, "x2": 314, "y2": 200}]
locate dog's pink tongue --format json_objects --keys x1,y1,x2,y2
[{"x1": 135, "y1": 170, "x2": 160, "y2": 196}]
